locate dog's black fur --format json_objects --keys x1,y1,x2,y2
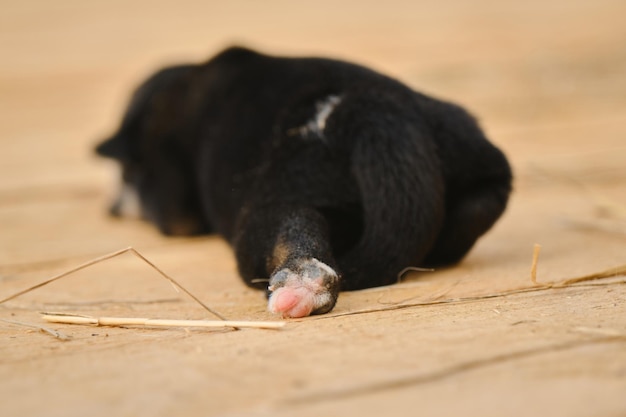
[{"x1": 96, "y1": 47, "x2": 512, "y2": 317}]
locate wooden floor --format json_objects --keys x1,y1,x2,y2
[{"x1": 1, "y1": 1, "x2": 625, "y2": 415}]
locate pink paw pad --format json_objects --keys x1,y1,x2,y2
[
  {"x1": 267, "y1": 258, "x2": 338, "y2": 318},
  {"x1": 268, "y1": 287, "x2": 316, "y2": 318}
]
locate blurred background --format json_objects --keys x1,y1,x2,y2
[{"x1": 1, "y1": 0, "x2": 624, "y2": 265}]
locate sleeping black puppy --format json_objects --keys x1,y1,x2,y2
[{"x1": 96, "y1": 47, "x2": 512, "y2": 318}]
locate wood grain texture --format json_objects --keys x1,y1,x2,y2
[{"x1": 1, "y1": 1, "x2": 625, "y2": 416}]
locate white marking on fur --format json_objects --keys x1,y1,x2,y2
[
  {"x1": 115, "y1": 184, "x2": 141, "y2": 218},
  {"x1": 312, "y1": 95, "x2": 341, "y2": 133},
  {"x1": 312, "y1": 291, "x2": 332, "y2": 310},
  {"x1": 309, "y1": 258, "x2": 338, "y2": 278},
  {"x1": 293, "y1": 95, "x2": 342, "y2": 139}
]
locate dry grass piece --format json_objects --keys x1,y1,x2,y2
[
  {"x1": 41, "y1": 312, "x2": 285, "y2": 330},
  {"x1": 530, "y1": 243, "x2": 541, "y2": 285},
  {"x1": 311, "y1": 262, "x2": 626, "y2": 320},
  {"x1": 0, "y1": 247, "x2": 226, "y2": 320},
  {"x1": 0, "y1": 247, "x2": 289, "y2": 332},
  {"x1": 555, "y1": 263, "x2": 626, "y2": 287}
]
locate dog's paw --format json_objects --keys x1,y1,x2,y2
[{"x1": 267, "y1": 258, "x2": 339, "y2": 318}]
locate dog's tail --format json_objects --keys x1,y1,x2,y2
[{"x1": 328, "y1": 93, "x2": 445, "y2": 290}]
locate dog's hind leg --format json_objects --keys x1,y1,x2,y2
[
  {"x1": 232, "y1": 205, "x2": 340, "y2": 318},
  {"x1": 422, "y1": 177, "x2": 511, "y2": 267}
]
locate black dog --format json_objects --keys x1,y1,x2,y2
[{"x1": 96, "y1": 47, "x2": 512, "y2": 317}]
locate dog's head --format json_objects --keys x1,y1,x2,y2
[{"x1": 95, "y1": 64, "x2": 210, "y2": 236}]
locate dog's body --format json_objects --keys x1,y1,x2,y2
[{"x1": 96, "y1": 47, "x2": 512, "y2": 317}]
